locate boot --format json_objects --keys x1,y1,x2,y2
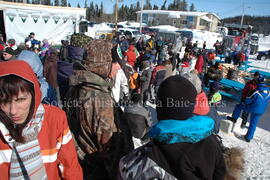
[
  {"x1": 241, "y1": 111, "x2": 249, "y2": 128},
  {"x1": 227, "y1": 116, "x2": 237, "y2": 123}
]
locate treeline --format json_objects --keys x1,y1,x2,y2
[
  {"x1": 3, "y1": 0, "x2": 71, "y2": 7},
  {"x1": 222, "y1": 16, "x2": 270, "y2": 35},
  {"x1": 3, "y1": 0, "x2": 196, "y2": 23}
]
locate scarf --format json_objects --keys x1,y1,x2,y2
[
  {"x1": 3, "y1": 104, "x2": 47, "y2": 180},
  {"x1": 149, "y1": 116, "x2": 214, "y2": 144}
]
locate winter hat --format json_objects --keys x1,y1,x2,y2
[
  {"x1": 257, "y1": 76, "x2": 265, "y2": 83},
  {"x1": 142, "y1": 60, "x2": 150, "y2": 69},
  {"x1": 131, "y1": 93, "x2": 142, "y2": 104},
  {"x1": 70, "y1": 33, "x2": 91, "y2": 48},
  {"x1": 254, "y1": 71, "x2": 260, "y2": 77},
  {"x1": 3, "y1": 47, "x2": 16, "y2": 55},
  {"x1": 209, "y1": 81, "x2": 220, "y2": 93},
  {"x1": 182, "y1": 72, "x2": 202, "y2": 94},
  {"x1": 16, "y1": 50, "x2": 49, "y2": 100},
  {"x1": 42, "y1": 39, "x2": 48, "y2": 44},
  {"x1": 7, "y1": 39, "x2": 16, "y2": 45},
  {"x1": 85, "y1": 39, "x2": 113, "y2": 78},
  {"x1": 156, "y1": 75, "x2": 197, "y2": 120},
  {"x1": 111, "y1": 45, "x2": 122, "y2": 63}
]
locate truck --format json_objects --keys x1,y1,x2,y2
[
  {"x1": 249, "y1": 33, "x2": 259, "y2": 54},
  {"x1": 222, "y1": 23, "x2": 253, "y2": 49},
  {"x1": 0, "y1": 1, "x2": 85, "y2": 45}
]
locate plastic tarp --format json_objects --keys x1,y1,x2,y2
[{"x1": 3, "y1": 6, "x2": 85, "y2": 44}]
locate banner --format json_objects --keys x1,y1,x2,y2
[
  {"x1": 31, "y1": 15, "x2": 40, "y2": 23},
  {"x1": 53, "y1": 16, "x2": 60, "y2": 24},
  {"x1": 42, "y1": 16, "x2": 50, "y2": 23},
  {"x1": 19, "y1": 14, "x2": 28, "y2": 23},
  {"x1": 6, "y1": 13, "x2": 16, "y2": 22}
]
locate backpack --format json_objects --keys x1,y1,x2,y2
[
  {"x1": 118, "y1": 142, "x2": 177, "y2": 180},
  {"x1": 70, "y1": 33, "x2": 91, "y2": 48}
]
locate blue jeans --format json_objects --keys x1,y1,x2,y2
[{"x1": 232, "y1": 104, "x2": 261, "y2": 140}]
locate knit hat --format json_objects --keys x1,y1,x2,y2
[
  {"x1": 7, "y1": 39, "x2": 16, "y2": 45},
  {"x1": 209, "y1": 81, "x2": 220, "y2": 93},
  {"x1": 3, "y1": 47, "x2": 16, "y2": 55},
  {"x1": 254, "y1": 71, "x2": 260, "y2": 77},
  {"x1": 156, "y1": 75, "x2": 197, "y2": 120},
  {"x1": 182, "y1": 72, "x2": 202, "y2": 94},
  {"x1": 257, "y1": 76, "x2": 265, "y2": 83},
  {"x1": 111, "y1": 45, "x2": 122, "y2": 63},
  {"x1": 85, "y1": 39, "x2": 113, "y2": 78}
]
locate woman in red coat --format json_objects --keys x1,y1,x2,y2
[
  {"x1": 125, "y1": 45, "x2": 137, "y2": 67},
  {"x1": 0, "y1": 60, "x2": 83, "y2": 179},
  {"x1": 195, "y1": 51, "x2": 204, "y2": 74}
]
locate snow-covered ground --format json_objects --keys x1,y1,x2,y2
[
  {"x1": 145, "y1": 55, "x2": 270, "y2": 179},
  {"x1": 259, "y1": 35, "x2": 270, "y2": 51},
  {"x1": 219, "y1": 55, "x2": 270, "y2": 179}
]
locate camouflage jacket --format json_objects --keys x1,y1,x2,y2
[{"x1": 68, "y1": 69, "x2": 117, "y2": 159}]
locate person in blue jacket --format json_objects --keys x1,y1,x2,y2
[{"x1": 227, "y1": 76, "x2": 270, "y2": 142}]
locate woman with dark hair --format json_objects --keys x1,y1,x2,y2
[{"x1": 0, "y1": 60, "x2": 82, "y2": 179}]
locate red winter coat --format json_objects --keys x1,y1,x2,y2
[
  {"x1": 0, "y1": 60, "x2": 83, "y2": 180},
  {"x1": 195, "y1": 55, "x2": 204, "y2": 73},
  {"x1": 194, "y1": 91, "x2": 210, "y2": 115},
  {"x1": 125, "y1": 45, "x2": 136, "y2": 67},
  {"x1": 241, "y1": 79, "x2": 257, "y2": 100}
]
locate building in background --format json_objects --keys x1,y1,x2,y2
[{"x1": 137, "y1": 10, "x2": 220, "y2": 32}]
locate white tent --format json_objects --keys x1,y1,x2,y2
[{"x1": 0, "y1": 1, "x2": 85, "y2": 44}]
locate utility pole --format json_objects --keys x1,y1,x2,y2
[
  {"x1": 240, "y1": 2, "x2": 244, "y2": 27},
  {"x1": 139, "y1": 0, "x2": 144, "y2": 33},
  {"x1": 240, "y1": 2, "x2": 250, "y2": 27},
  {"x1": 115, "y1": 0, "x2": 118, "y2": 32}
]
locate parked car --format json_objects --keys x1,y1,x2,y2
[
  {"x1": 155, "y1": 30, "x2": 181, "y2": 44},
  {"x1": 257, "y1": 49, "x2": 270, "y2": 60},
  {"x1": 155, "y1": 30, "x2": 183, "y2": 53},
  {"x1": 118, "y1": 28, "x2": 141, "y2": 39},
  {"x1": 250, "y1": 33, "x2": 259, "y2": 55},
  {"x1": 176, "y1": 30, "x2": 193, "y2": 41},
  {"x1": 141, "y1": 27, "x2": 158, "y2": 36}
]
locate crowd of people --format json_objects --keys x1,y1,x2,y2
[{"x1": 0, "y1": 31, "x2": 269, "y2": 179}]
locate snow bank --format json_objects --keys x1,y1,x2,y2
[
  {"x1": 259, "y1": 35, "x2": 270, "y2": 51},
  {"x1": 150, "y1": 25, "x2": 180, "y2": 32},
  {"x1": 85, "y1": 23, "x2": 112, "y2": 39},
  {"x1": 191, "y1": 30, "x2": 222, "y2": 49},
  {"x1": 118, "y1": 21, "x2": 147, "y2": 28}
]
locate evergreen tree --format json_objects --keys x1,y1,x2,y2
[
  {"x1": 181, "y1": 0, "x2": 187, "y2": 11},
  {"x1": 88, "y1": 1, "x2": 95, "y2": 20},
  {"x1": 61, "y1": 0, "x2": 67, "y2": 7},
  {"x1": 189, "y1": 3, "x2": 195, "y2": 11},
  {"x1": 84, "y1": 0, "x2": 87, "y2": 8},
  {"x1": 54, "y1": 0, "x2": 59, "y2": 6},
  {"x1": 129, "y1": 4, "x2": 136, "y2": 20},
  {"x1": 161, "y1": 0, "x2": 167, "y2": 10},
  {"x1": 32, "y1": 0, "x2": 41, "y2": 4},
  {"x1": 144, "y1": 0, "x2": 152, "y2": 10},
  {"x1": 42, "y1": 0, "x2": 50, "y2": 5},
  {"x1": 68, "y1": 2, "x2": 71, "y2": 7},
  {"x1": 136, "y1": 1, "x2": 140, "y2": 10},
  {"x1": 153, "y1": 4, "x2": 159, "y2": 10},
  {"x1": 77, "y1": 2, "x2": 81, "y2": 8},
  {"x1": 100, "y1": 2, "x2": 104, "y2": 17},
  {"x1": 95, "y1": 4, "x2": 99, "y2": 17}
]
